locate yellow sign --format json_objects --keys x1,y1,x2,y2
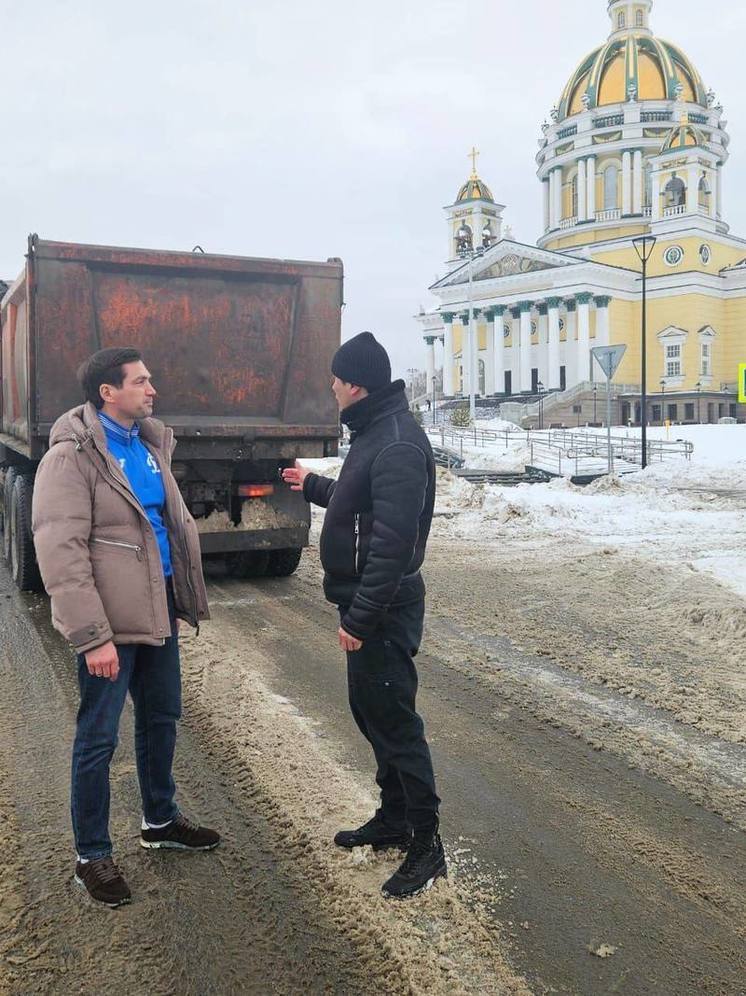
[{"x1": 740, "y1": 364, "x2": 746, "y2": 403}]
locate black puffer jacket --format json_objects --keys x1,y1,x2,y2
[{"x1": 303, "y1": 380, "x2": 435, "y2": 640}]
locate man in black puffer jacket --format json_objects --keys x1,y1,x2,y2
[{"x1": 283, "y1": 332, "x2": 445, "y2": 899}]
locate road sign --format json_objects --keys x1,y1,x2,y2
[
  {"x1": 739, "y1": 363, "x2": 746, "y2": 403},
  {"x1": 592, "y1": 344, "x2": 627, "y2": 380}
]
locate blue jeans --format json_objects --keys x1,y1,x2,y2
[{"x1": 71, "y1": 587, "x2": 181, "y2": 860}]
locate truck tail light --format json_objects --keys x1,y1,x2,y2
[{"x1": 237, "y1": 484, "x2": 275, "y2": 498}]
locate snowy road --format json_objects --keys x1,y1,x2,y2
[{"x1": 2, "y1": 494, "x2": 744, "y2": 994}]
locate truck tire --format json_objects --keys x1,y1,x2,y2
[
  {"x1": 225, "y1": 550, "x2": 270, "y2": 579},
  {"x1": 9, "y1": 475, "x2": 43, "y2": 591},
  {"x1": 266, "y1": 547, "x2": 303, "y2": 577},
  {"x1": 2, "y1": 467, "x2": 18, "y2": 564}
]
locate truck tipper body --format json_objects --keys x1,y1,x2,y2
[{"x1": 0, "y1": 236, "x2": 342, "y2": 589}]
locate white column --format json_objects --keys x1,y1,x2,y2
[
  {"x1": 565, "y1": 300, "x2": 577, "y2": 386},
  {"x1": 651, "y1": 172, "x2": 661, "y2": 221},
  {"x1": 553, "y1": 167, "x2": 563, "y2": 224},
  {"x1": 687, "y1": 164, "x2": 699, "y2": 215},
  {"x1": 537, "y1": 306, "x2": 549, "y2": 387},
  {"x1": 519, "y1": 302, "x2": 532, "y2": 392},
  {"x1": 578, "y1": 159, "x2": 587, "y2": 222},
  {"x1": 493, "y1": 308, "x2": 506, "y2": 394},
  {"x1": 424, "y1": 336, "x2": 436, "y2": 397},
  {"x1": 543, "y1": 180, "x2": 550, "y2": 231},
  {"x1": 460, "y1": 312, "x2": 470, "y2": 396},
  {"x1": 576, "y1": 294, "x2": 592, "y2": 385},
  {"x1": 707, "y1": 169, "x2": 717, "y2": 219},
  {"x1": 547, "y1": 298, "x2": 562, "y2": 390},
  {"x1": 548, "y1": 171, "x2": 556, "y2": 228},
  {"x1": 632, "y1": 150, "x2": 643, "y2": 215},
  {"x1": 586, "y1": 155, "x2": 596, "y2": 222},
  {"x1": 716, "y1": 168, "x2": 723, "y2": 219},
  {"x1": 622, "y1": 151, "x2": 632, "y2": 215},
  {"x1": 593, "y1": 297, "x2": 611, "y2": 383},
  {"x1": 511, "y1": 307, "x2": 521, "y2": 393},
  {"x1": 442, "y1": 316, "x2": 454, "y2": 395},
  {"x1": 484, "y1": 311, "x2": 495, "y2": 394}
]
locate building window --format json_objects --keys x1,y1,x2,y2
[
  {"x1": 699, "y1": 176, "x2": 711, "y2": 211},
  {"x1": 618, "y1": 11, "x2": 626, "y2": 28},
  {"x1": 664, "y1": 176, "x2": 686, "y2": 208},
  {"x1": 636, "y1": 10, "x2": 644, "y2": 27},
  {"x1": 504, "y1": 370, "x2": 512, "y2": 395},
  {"x1": 604, "y1": 165, "x2": 618, "y2": 210},
  {"x1": 666, "y1": 344, "x2": 681, "y2": 359},
  {"x1": 667, "y1": 403, "x2": 678, "y2": 422},
  {"x1": 667, "y1": 360, "x2": 681, "y2": 377},
  {"x1": 652, "y1": 404, "x2": 662, "y2": 422},
  {"x1": 701, "y1": 342, "x2": 711, "y2": 376},
  {"x1": 685, "y1": 403, "x2": 695, "y2": 421}
]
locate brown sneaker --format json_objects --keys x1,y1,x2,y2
[
  {"x1": 140, "y1": 813, "x2": 220, "y2": 851},
  {"x1": 74, "y1": 857, "x2": 132, "y2": 908}
]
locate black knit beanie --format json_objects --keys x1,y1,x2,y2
[{"x1": 331, "y1": 331, "x2": 391, "y2": 391}]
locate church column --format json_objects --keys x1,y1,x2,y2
[
  {"x1": 459, "y1": 311, "x2": 471, "y2": 396},
  {"x1": 632, "y1": 150, "x2": 643, "y2": 215},
  {"x1": 553, "y1": 167, "x2": 563, "y2": 225},
  {"x1": 716, "y1": 168, "x2": 723, "y2": 219},
  {"x1": 493, "y1": 306, "x2": 506, "y2": 394},
  {"x1": 546, "y1": 297, "x2": 562, "y2": 390},
  {"x1": 593, "y1": 297, "x2": 611, "y2": 383},
  {"x1": 578, "y1": 159, "x2": 587, "y2": 221},
  {"x1": 483, "y1": 309, "x2": 496, "y2": 395},
  {"x1": 424, "y1": 336, "x2": 437, "y2": 399},
  {"x1": 441, "y1": 313, "x2": 455, "y2": 395},
  {"x1": 586, "y1": 156, "x2": 597, "y2": 221},
  {"x1": 519, "y1": 301, "x2": 532, "y2": 392},
  {"x1": 686, "y1": 164, "x2": 699, "y2": 214},
  {"x1": 543, "y1": 180, "x2": 551, "y2": 231},
  {"x1": 622, "y1": 151, "x2": 632, "y2": 215},
  {"x1": 510, "y1": 306, "x2": 521, "y2": 393},
  {"x1": 537, "y1": 303, "x2": 549, "y2": 387},
  {"x1": 651, "y1": 172, "x2": 662, "y2": 221},
  {"x1": 549, "y1": 170, "x2": 557, "y2": 228},
  {"x1": 576, "y1": 293, "x2": 592, "y2": 385},
  {"x1": 564, "y1": 298, "x2": 577, "y2": 386}
]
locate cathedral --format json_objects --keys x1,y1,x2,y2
[{"x1": 418, "y1": 0, "x2": 745, "y2": 425}]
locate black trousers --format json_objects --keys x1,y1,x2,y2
[{"x1": 340, "y1": 598, "x2": 440, "y2": 830}]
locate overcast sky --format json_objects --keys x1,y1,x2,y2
[{"x1": 3, "y1": 0, "x2": 744, "y2": 378}]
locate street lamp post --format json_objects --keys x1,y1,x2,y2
[
  {"x1": 593, "y1": 382, "x2": 598, "y2": 424},
  {"x1": 632, "y1": 235, "x2": 657, "y2": 469},
  {"x1": 537, "y1": 381, "x2": 545, "y2": 430},
  {"x1": 660, "y1": 378, "x2": 666, "y2": 426},
  {"x1": 695, "y1": 381, "x2": 702, "y2": 423},
  {"x1": 456, "y1": 221, "x2": 494, "y2": 424}
]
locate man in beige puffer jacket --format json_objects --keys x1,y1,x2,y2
[{"x1": 32, "y1": 346, "x2": 218, "y2": 908}]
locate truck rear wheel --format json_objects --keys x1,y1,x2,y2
[
  {"x1": 224, "y1": 550, "x2": 270, "y2": 579},
  {"x1": 2, "y1": 467, "x2": 18, "y2": 563},
  {"x1": 266, "y1": 547, "x2": 303, "y2": 577},
  {"x1": 10, "y1": 476, "x2": 43, "y2": 591}
]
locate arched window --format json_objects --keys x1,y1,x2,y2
[
  {"x1": 664, "y1": 176, "x2": 686, "y2": 208},
  {"x1": 636, "y1": 10, "x2": 644, "y2": 27},
  {"x1": 455, "y1": 222, "x2": 472, "y2": 255},
  {"x1": 604, "y1": 164, "x2": 619, "y2": 210},
  {"x1": 698, "y1": 175, "x2": 711, "y2": 211},
  {"x1": 618, "y1": 11, "x2": 626, "y2": 28},
  {"x1": 571, "y1": 175, "x2": 578, "y2": 218}
]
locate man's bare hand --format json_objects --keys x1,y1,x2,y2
[
  {"x1": 281, "y1": 461, "x2": 310, "y2": 492},
  {"x1": 84, "y1": 640, "x2": 120, "y2": 682},
  {"x1": 339, "y1": 627, "x2": 363, "y2": 652}
]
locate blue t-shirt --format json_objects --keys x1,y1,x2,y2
[{"x1": 97, "y1": 412, "x2": 173, "y2": 577}]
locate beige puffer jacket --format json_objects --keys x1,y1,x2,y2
[{"x1": 32, "y1": 402, "x2": 209, "y2": 653}]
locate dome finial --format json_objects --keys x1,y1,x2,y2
[{"x1": 468, "y1": 145, "x2": 480, "y2": 180}]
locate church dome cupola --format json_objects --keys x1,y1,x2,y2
[{"x1": 444, "y1": 148, "x2": 504, "y2": 262}]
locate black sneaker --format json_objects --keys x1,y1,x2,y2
[
  {"x1": 140, "y1": 814, "x2": 220, "y2": 851},
  {"x1": 74, "y1": 857, "x2": 132, "y2": 908},
  {"x1": 334, "y1": 809, "x2": 412, "y2": 852},
  {"x1": 381, "y1": 828, "x2": 447, "y2": 899}
]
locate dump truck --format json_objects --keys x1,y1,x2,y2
[{"x1": 0, "y1": 235, "x2": 342, "y2": 590}]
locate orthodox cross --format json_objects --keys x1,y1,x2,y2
[{"x1": 468, "y1": 146, "x2": 480, "y2": 177}]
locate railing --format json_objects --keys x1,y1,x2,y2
[
  {"x1": 689, "y1": 113, "x2": 709, "y2": 125},
  {"x1": 643, "y1": 206, "x2": 652, "y2": 217},
  {"x1": 593, "y1": 114, "x2": 624, "y2": 128},
  {"x1": 559, "y1": 216, "x2": 578, "y2": 229},
  {"x1": 641, "y1": 111, "x2": 670, "y2": 123},
  {"x1": 557, "y1": 125, "x2": 577, "y2": 139},
  {"x1": 426, "y1": 425, "x2": 528, "y2": 455},
  {"x1": 596, "y1": 208, "x2": 621, "y2": 222},
  {"x1": 536, "y1": 429, "x2": 694, "y2": 467},
  {"x1": 663, "y1": 204, "x2": 686, "y2": 218}
]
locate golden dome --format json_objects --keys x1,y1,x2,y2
[
  {"x1": 456, "y1": 174, "x2": 494, "y2": 203},
  {"x1": 557, "y1": 31, "x2": 707, "y2": 121}
]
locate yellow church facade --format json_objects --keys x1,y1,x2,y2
[{"x1": 418, "y1": 0, "x2": 746, "y2": 425}]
